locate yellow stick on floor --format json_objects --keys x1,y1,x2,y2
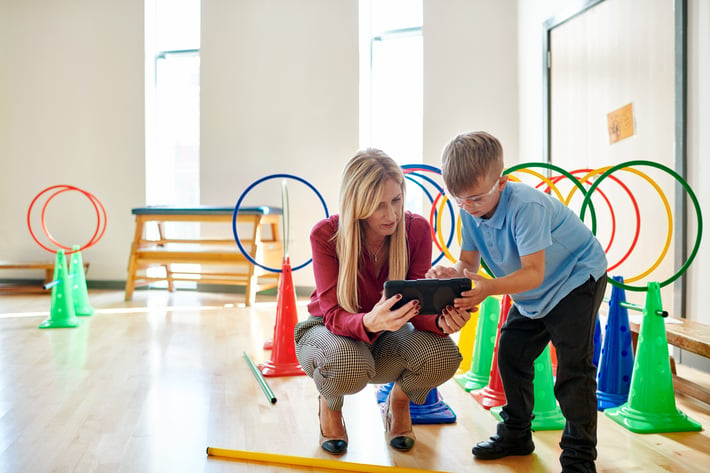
[{"x1": 205, "y1": 447, "x2": 453, "y2": 473}]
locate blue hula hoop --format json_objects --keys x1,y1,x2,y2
[
  {"x1": 233, "y1": 173, "x2": 329, "y2": 273},
  {"x1": 403, "y1": 170, "x2": 455, "y2": 266}
]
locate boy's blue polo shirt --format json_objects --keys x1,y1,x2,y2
[{"x1": 460, "y1": 181, "x2": 607, "y2": 319}]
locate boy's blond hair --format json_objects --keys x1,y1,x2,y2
[
  {"x1": 335, "y1": 149, "x2": 408, "y2": 313},
  {"x1": 441, "y1": 131, "x2": 504, "y2": 196}
]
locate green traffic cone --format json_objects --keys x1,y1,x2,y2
[
  {"x1": 455, "y1": 296, "x2": 500, "y2": 391},
  {"x1": 605, "y1": 282, "x2": 701, "y2": 433},
  {"x1": 529, "y1": 344, "x2": 565, "y2": 430},
  {"x1": 69, "y1": 245, "x2": 94, "y2": 316},
  {"x1": 39, "y1": 250, "x2": 80, "y2": 329},
  {"x1": 492, "y1": 344, "x2": 565, "y2": 430}
]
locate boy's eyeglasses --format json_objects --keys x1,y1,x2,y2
[{"x1": 451, "y1": 178, "x2": 501, "y2": 207}]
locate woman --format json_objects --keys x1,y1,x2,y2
[{"x1": 295, "y1": 149, "x2": 469, "y2": 455}]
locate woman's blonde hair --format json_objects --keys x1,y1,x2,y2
[
  {"x1": 335, "y1": 149, "x2": 408, "y2": 313},
  {"x1": 441, "y1": 131, "x2": 504, "y2": 196}
]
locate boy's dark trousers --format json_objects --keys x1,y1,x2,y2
[{"x1": 497, "y1": 274, "x2": 607, "y2": 472}]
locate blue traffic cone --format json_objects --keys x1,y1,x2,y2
[
  {"x1": 593, "y1": 315, "x2": 602, "y2": 368},
  {"x1": 376, "y1": 383, "x2": 456, "y2": 424},
  {"x1": 596, "y1": 276, "x2": 634, "y2": 410}
]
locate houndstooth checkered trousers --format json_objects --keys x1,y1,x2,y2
[{"x1": 295, "y1": 316, "x2": 463, "y2": 411}]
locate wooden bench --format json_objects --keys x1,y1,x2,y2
[
  {"x1": 124, "y1": 206, "x2": 283, "y2": 305},
  {"x1": 0, "y1": 261, "x2": 90, "y2": 293},
  {"x1": 630, "y1": 316, "x2": 710, "y2": 405}
]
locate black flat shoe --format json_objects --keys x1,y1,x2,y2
[
  {"x1": 383, "y1": 390, "x2": 415, "y2": 452},
  {"x1": 319, "y1": 396, "x2": 348, "y2": 455},
  {"x1": 472, "y1": 434, "x2": 534, "y2": 460}
]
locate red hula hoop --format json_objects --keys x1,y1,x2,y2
[
  {"x1": 27, "y1": 185, "x2": 107, "y2": 254},
  {"x1": 538, "y1": 170, "x2": 640, "y2": 272}
]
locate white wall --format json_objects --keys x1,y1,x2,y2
[
  {"x1": 0, "y1": 0, "x2": 705, "y2": 327},
  {"x1": 685, "y1": 0, "x2": 710, "y2": 327},
  {"x1": 199, "y1": 0, "x2": 520, "y2": 288},
  {"x1": 517, "y1": 0, "x2": 710, "y2": 328},
  {"x1": 199, "y1": 0, "x2": 359, "y2": 287},
  {"x1": 423, "y1": 0, "x2": 519, "y2": 167},
  {"x1": 0, "y1": 0, "x2": 145, "y2": 281}
]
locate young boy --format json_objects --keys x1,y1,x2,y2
[{"x1": 427, "y1": 131, "x2": 607, "y2": 473}]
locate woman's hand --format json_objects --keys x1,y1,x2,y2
[
  {"x1": 437, "y1": 306, "x2": 472, "y2": 334},
  {"x1": 363, "y1": 293, "x2": 419, "y2": 333}
]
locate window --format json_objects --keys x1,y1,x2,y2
[
  {"x1": 360, "y1": 0, "x2": 423, "y2": 214},
  {"x1": 145, "y1": 0, "x2": 201, "y2": 287},
  {"x1": 359, "y1": 0, "x2": 423, "y2": 165},
  {"x1": 145, "y1": 0, "x2": 201, "y2": 208}
]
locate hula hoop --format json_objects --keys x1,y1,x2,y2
[
  {"x1": 27, "y1": 185, "x2": 107, "y2": 254},
  {"x1": 504, "y1": 162, "x2": 598, "y2": 235},
  {"x1": 557, "y1": 168, "x2": 641, "y2": 273},
  {"x1": 400, "y1": 165, "x2": 456, "y2": 259},
  {"x1": 516, "y1": 166, "x2": 626, "y2": 258},
  {"x1": 403, "y1": 174, "x2": 447, "y2": 265},
  {"x1": 433, "y1": 192, "x2": 460, "y2": 264},
  {"x1": 401, "y1": 163, "x2": 443, "y2": 174},
  {"x1": 233, "y1": 174, "x2": 329, "y2": 273},
  {"x1": 538, "y1": 172, "x2": 618, "y2": 255},
  {"x1": 538, "y1": 169, "x2": 632, "y2": 270},
  {"x1": 281, "y1": 180, "x2": 290, "y2": 259},
  {"x1": 495, "y1": 162, "x2": 598, "y2": 281},
  {"x1": 434, "y1": 194, "x2": 497, "y2": 280},
  {"x1": 580, "y1": 160, "x2": 703, "y2": 291},
  {"x1": 574, "y1": 165, "x2": 671, "y2": 283},
  {"x1": 402, "y1": 169, "x2": 454, "y2": 265},
  {"x1": 41, "y1": 187, "x2": 105, "y2": 251},
  {"x1": 510, "y1": 168, "x2": 566, "y2": 202}
]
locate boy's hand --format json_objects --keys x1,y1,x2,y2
[
  {"x1": 425, "y1": 265, "x2": 459, "y2": 279},
  {"x1": 437, "y1": 306, "x2": 472, "y2": 334},
  {"x1": 453, "y1": 268, "x2": 490, "y2": 311},
  {"x1": 363, "y1": 293, "x2": 420, "y2": 333}
]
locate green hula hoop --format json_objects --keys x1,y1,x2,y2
[
  {"x1": 504, "y1": 161, "x2": 598, "y2": 234},
  {"x1": 476, "y1": 162, "x2": 599, "y2": 278},
  {"x1": 580, "y1": 160, "x2": 703, "y2": 292}
]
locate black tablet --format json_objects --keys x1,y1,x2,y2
[{"x1": 384, "y1": 277, "x2": 471, "y2": 315}]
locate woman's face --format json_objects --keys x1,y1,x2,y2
[{"x1": 362, "y1": 178, "x2": 403, "y2": 240}]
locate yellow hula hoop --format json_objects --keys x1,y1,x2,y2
[
  {"x1": 435, "y1": 194, "x2": 459, "y2": 264},
  {"x1": 435, "y1": 194, "x2": 493, "y2": 279},
  {"x1": 567, "y1": 166, "x2": 673, "y2": 284},
  {"x1": 562, "y1": 167, "x2": 608, "y2": 206},
  {"x1": 507, "y1": 168, "x2": 567, "y2": 202}
]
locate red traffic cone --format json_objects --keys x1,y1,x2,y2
[
  {"x1": 258, "y1": 257, "x2": 305, "y2": 377},
  {"x1": 471, "y1": 295, "x2": 511, "y2": 409},
  {"x1": 549, "y1": 342, "x2": 558, "y2": 378}
]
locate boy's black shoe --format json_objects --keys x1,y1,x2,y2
[{"x1": 472, "y1": 434, "x2": 535, "y2": 460}]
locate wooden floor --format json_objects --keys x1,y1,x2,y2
[{"x1": 1, "y1": 289, "x2": 709, "y2": 473}]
